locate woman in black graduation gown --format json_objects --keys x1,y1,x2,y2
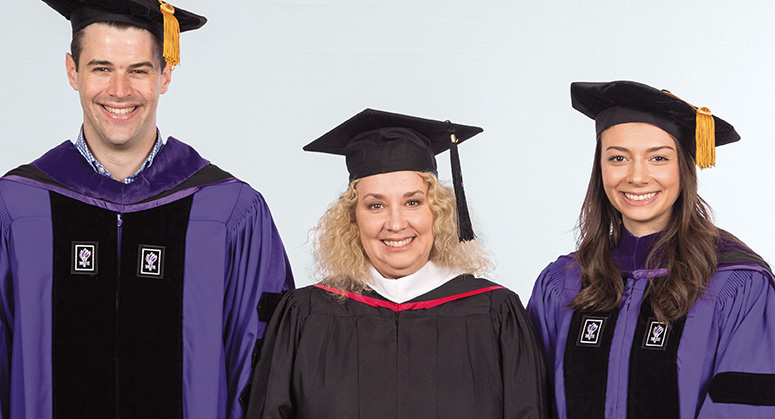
[{"x1": 246, "y1": 109, "x2": 549, "y2": 418}]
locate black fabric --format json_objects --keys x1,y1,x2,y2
[
  {"x1": 51, "y1": 192, "x2": 193, "y2": 418},
  {"x1": 344, "y1": 127, "x2": 438, "y2": 180},
  {"x1": 401, "y1": 273, "x2": 483, "y2": 301},
  {"x1": 52, "y1": 192, "x2": 119, "y2": 418},
  {"x1": 257, "y1": 292, "x2": 283, "y2": 322},
  {"x1": 137, "y1": 164, "x2": 233, "y2": 203},
  {"x1": 42, "y1": 0, "x2": 207, "y2": 38},
  {"x1": 303, "y1": 109, "x2": 482, "y2": 244},
  {"x1": 247, "y1": 275, "x2": 550, "y2": 418},
  {"x1": 239, "y1": 383, "x2": 252, "y2": 412},
  {"x1": 596, "y1": 107, "x2": 684, "y2": 143},
  {"x1": 118, "y1": 195, "x2": 192, "y2": 418},
  {"x1": 252, "y1": 339, "x2": 262, "y2": 369},
  {"x1": 708, "y1": 372, "x2": 775, "y2": 406},
  {"x1": 303, "y1": 108, "x2": 483, "y2": 177},
  {"x1": 4, "y1": 164, "x2": 62, "y2": 187},
  {"x1": 5, "y1": 163, "x2": 232, "y2": 205},
  {"x1": 718, "y1": 249, "x2": 772, "y2": 272},
  {"x1": 564, "y1": 309, "x2": 620, "y2": 419},
  {"x1": 626, "y1": 295, "x2": 686, "y2": 419},
  {"x1": 570, "y1": 80, "x2": 740, "y2": 154}
]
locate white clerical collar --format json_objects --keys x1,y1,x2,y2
[{"x1": 368, "y1": 261, "x2": 464, "y2": 303}]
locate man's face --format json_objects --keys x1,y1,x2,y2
[{"x1": 66, "y1": 23, "x2": 171, "y2": 152}]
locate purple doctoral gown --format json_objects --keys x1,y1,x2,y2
[
  {"x1": 0, "y1": 138, "x2": 294, "y2": 419},
  {"x1": 528, "y1": 229, "x2": 775, "y2": 419}
]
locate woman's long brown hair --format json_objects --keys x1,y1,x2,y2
[{"x1": 572, "y1": 135, "x2": 752, "y2": 323}]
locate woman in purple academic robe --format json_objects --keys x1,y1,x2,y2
[{"x1": 528, "y1": 80, "x2": 775, "y2": 419}]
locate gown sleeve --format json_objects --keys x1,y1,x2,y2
[
  {"x1": 0, "y1": 193, "x2": 11, "y2": 419},
  {"x1": 245, "y1": 290, "x2": 304, "y2": 419},
  {"x1": 223, "y1": 186, "x2": 295, "y2": 419},
  {"x1": 697, "y1": 268, "x2": 775, "y2": 418},
  {"x1": 497, "y1": 290, "x2": 552, "y2": 418},
  {"x1": 527, "y1": 257, "x2": 573, "y2": 380}
]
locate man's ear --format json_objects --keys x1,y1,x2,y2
[
  {"x1": 66, "y1": 53, "x2": 79, "y2": 91},
  {"x1": 160, "y1": 64, "x2": 172, "y2": 94}
]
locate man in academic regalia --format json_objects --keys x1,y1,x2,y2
[{"x1": 0, "y1": 1, "x2": 294, "y2": 418}]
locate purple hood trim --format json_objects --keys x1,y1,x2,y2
[
  {"x1": 612, "y1": 228, "x2": 662, "y2": 273},
  {"x1": 2, "y1": 175, "x2": 240, "y2": 213},
  {"x1": 30, "y1": 138, "x2": 210, "y2": 205},
  {"x1": 612, "y1": 227, "x2": 770, "y2": 280},
  {"x1": 718, "y1": 263, "x2": 775, "y2": 286}
]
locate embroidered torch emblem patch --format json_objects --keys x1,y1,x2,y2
[
  {"x1": 137, "y1": 245, "x2": 165, "y2": 278},
  {"x1": 71, "y1": 242, "x2": 98, "y2": 275},
  {"x1": 642, "y1": 319, "x2": 670, "y2": 350},
  {"x1": 577, "y1": 316, "x2": 607, "y2": 347}
]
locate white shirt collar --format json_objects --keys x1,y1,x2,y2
[{"x1": 367, "y1": 261, "x2": 464, "y2": 303}]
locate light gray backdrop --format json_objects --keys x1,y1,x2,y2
[{"x1": 2, "y1": 0, "x2": 773, "y2": 300}]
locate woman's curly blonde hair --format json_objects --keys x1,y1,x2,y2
[{"x1": 313, "y1": 171, "x2": 490, "y2": 293}]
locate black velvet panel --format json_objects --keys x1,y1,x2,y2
[
  {"x1": 564, "y1": 309, "x2": 620, "y2": 419},
  {"x1": 257, "y1": 291, "x2": 283, "y2": 322},
  {"x1": 51, "y1": 192, "x2": 193, "y2": 418},
  {"x1": 51, "y1": 192, "x2": 119, "y2": 418},
  {"x1": 626, "y1": 295, "x2": 686, "y2": 419},
  {"x1": 709, "y1": 372, "x2": 775, "y2": 406},
  {"x1": 118, "y1": 196, "x2": 192, "y2": 418}
]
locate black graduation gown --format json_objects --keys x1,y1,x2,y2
[{"x1": 247, "y1": 275, "x2": 549, "y2": 418}]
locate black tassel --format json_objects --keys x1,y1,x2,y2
[{"x1": 447, "y1": 123, "x2": 475, "y2": 242}]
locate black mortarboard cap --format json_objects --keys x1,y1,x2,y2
[
  {"x1": 304, "y1": 109, "x2": 483, "y2": 241},
  {"x1": 571, "y1": 80, "x2": 740, "y2": 169},
  {"x1": 43, "y1": 0, "x2": 207, "y2": 68}
]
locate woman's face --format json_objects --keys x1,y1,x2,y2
[
  {"x1": 600, "y1": 122, "x2": 681, "y2": 237},
  {"x1": 355, "y1": 171, "x2": 434, "y2": 279}
]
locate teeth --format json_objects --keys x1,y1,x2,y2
[
  {"x1": 103, "y1": 105, "x2": 136, "y2": 115},
  {"x1": 624, "y1": 192, "x2": 657, "y2": 201},
  {"x1": 382, "y1": 238, "x2": 413, "y2": 247}
]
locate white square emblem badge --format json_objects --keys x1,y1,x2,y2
[
  {"x1": 138, "y1": 245, "x2": 165, "y2": 278},
  {"x1": 642, "y1": 319, "x2": 670, "y2": 350},
  {"x1": 577, "y1": 316, "x2": 606, "y2": 347},
  {"x1": 71, "y1": 242, "x2": 98, "y2": 275}
]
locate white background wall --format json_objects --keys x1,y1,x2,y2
[{"x1": 2, "y1": 1, "x2": 773, "y2": 300}]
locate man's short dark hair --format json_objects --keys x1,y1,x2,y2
[{"x1": 70, "y1": 21, "x2": 166, "y2": 71}]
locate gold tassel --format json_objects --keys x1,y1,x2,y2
[
  {"x1": 695, "y1": 107, "x2": 715, "y2": 169},
  {"x1": 662, "y1": 90, "x2": 716, "y2": 169},
  {"x1": 159, "y1": 1, "x2": 180, "y2": 69}
]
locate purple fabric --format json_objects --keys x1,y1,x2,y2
[
  {"x1": 0, "y1": 182, "x2": 54, "y2": 419},
  {"x1": 2, "y1": 174, "x2": 240, "y2": 214},
  {"x1": 527, "y1": 230, "x2": 775, "y2": 418},
  {"x1": 31, "y1": 138, "x2": 209, "y2": 205},
  {"x1": 0, "y1": 140, "x2": 295, "y2": 419}
]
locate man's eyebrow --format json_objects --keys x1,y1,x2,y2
[
  {"x1": 85, "y1": 60, "x2": 113, "y2": 67},
  {"x1": 84, "y1": 60, "x2": 156, "y2": 69},
  {"x1": 128, "y1": 61, "x2": 156, "y2": 70}
]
